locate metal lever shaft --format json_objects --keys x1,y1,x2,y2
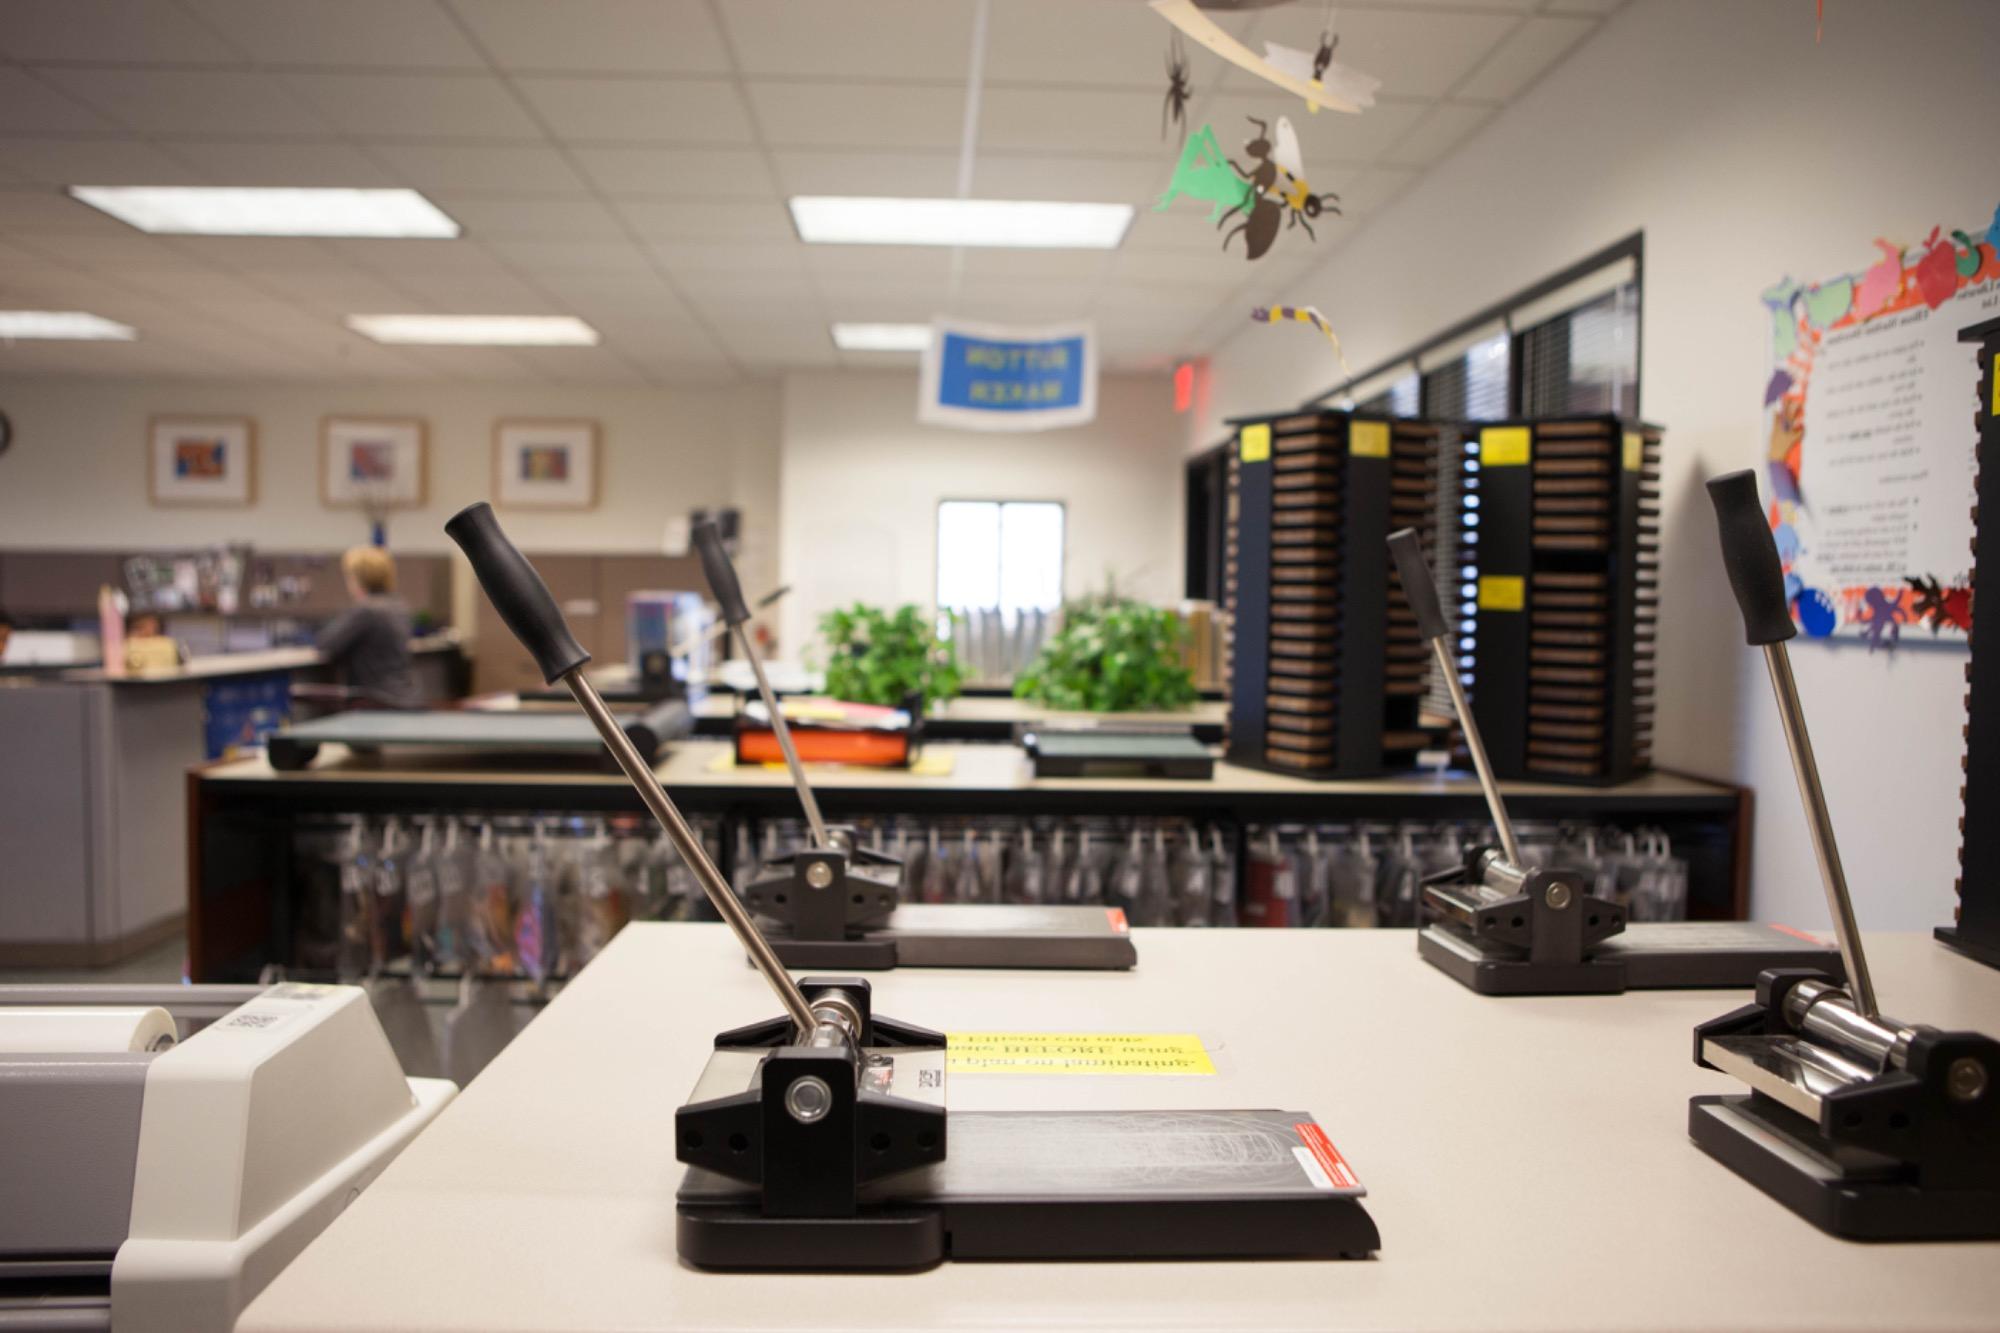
[
  {"x1": 1387, "y1": 527, "x2": 1522, "y2": 868},
  {"x1": 1761, "y1": 642, "x2": 1877, "y2": 1016},
  {"x1": 1706, "y1": 470, "x2": 1877, "y2": 1018},
  {"x1": 566, "y1": 668, "x2": 817, "y2": 1036}
]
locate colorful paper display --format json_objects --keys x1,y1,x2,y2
[{"x1": 1761, "y1": 211, "x2": 1995, "y2": 644}]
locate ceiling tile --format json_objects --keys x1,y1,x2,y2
[
  {"x1": 706, "y1": 317, "x2": 839, "y2": 368},
  {"x1": 809, "y1": 275, "x2": 946, "y2": 310},
  {"x1": 570, "y1": 146, "x2": 776, "y2": 198},
  {"x1": 0, "y1": 70, "x2": 119, "y2": 135},
  {"x1": 979, "y1": 87, "x2": 1167, "y2": 155},
  {"x1": 1455, "y1": 15, "x2": 1596, "y2": 102},
  {"x1": 1338, "y1": 165, "x2": 1421, "y2": 218},
  {"x1": 745, "y1": 82, "x2": 966, "y2": 149},
  {"x1": 516, "y1": 76, "x2": 754, "y2": 144},
  {"x1": 483, "y1": 236, "x2": 655, "y2": 272},
  {"x1": 769, "y1": 149, "x2": 959, "y2": 198},
  {"x1": 973, "y1": 152, "x2": 1165, "y2": 204},
  {"x1": 169, "y1": 139, "x2": 400, "y2": 186},
  {"x1": 0, "y1": 0, "x2": 242, "y2": 63},
  {"x1": 286, "y1": 72, "x2": 542, "y2": 139},
  {"x1": 1120, "y1": 206, "x2": 1244, "y2": 253},
  {"x1": 805, "y1": 245, "x2": 953, "y2": 280},
  {"x1": 718, "y1": 0, "x2": 974, "y2": 78},
  {"x1": 650, "y1": 239, "x2": 808, "y2": 278},
  {"x1": 183, "y1": 0, "x2": 487, "y2": 67},
  {"x1": 984, "y1": 0, "x2": 1235, "y2": 90},
  {"x1": 5, "y1": 231, "x2": 197, "y2": 269},
  {"x1": 0, "y1": 138, "x2": 206, "y2": 187},
  {"x1": 38, "y1": 68, "x2": 330, "y2": 137},
  {"x1": 1195, "y1": 93, "x2": 1424, "y2": 171},
  {"x1": 502, "y1": 345, "x2": 651, "y2": 384},
  {"x1": 111, "y1": 266, "x2": 281, "y2": 306},
  {"x1": 1107, "y1": 247, "x2": 1252, "y2": 289},
  {"x1": 378, "y1": 267, "x2": 559, "y2": 312},
  {"x1": 369, "y1": 143, "x2": 588, "y2": 193},
  {"x1": 1382, "y1": 101, "x2": 1495, "y2": 168},
  {"x1": 0, "y1": 186, "x2": 145, "y2": 235},
  {"x1": 326, "y1": 237, "x2": 509, "y2": 272},
  {"x1": 955, "y1": 249, "x2": 1113, "y2": 283},
  {"x1": 449, "y1": 0, "x2": 732, "y2": 74},
  {"x1": 1326, "y1": 9, "x2": 1520, "y2": 99},
  {"x1": 426, "y1": 194, "x2": 624, "y2": 239},
  {"x1": 1542, "y1": 0, "x2": 1626, "y2": 14},
  {"x1": 613, "y1": 198, "x2": 794, "y2": 241},
  {"x1": 154, "y1": 235, "x2": 353, "y2": 269},
  {"x1": 250, "y1": 266, "x2": 424, "y2": 312}
]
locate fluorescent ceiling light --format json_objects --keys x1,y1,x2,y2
[
  {"x1": 790, "y1": 197, "x2": 1132, "y2": 249},
  {"x1": 68, "y1": 186, "x2": 459, "y2": 238},
  {"x1": 345, "y1": 314, "x2": 600, "y2": 346},
  {"x1": 831, "y1": 322, "x2": 932, "y2": 352},
  {"x1": 0, "y1": 310, "x2": 136, "y2": 340}
]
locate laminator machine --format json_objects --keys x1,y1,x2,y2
[
  {"x1": 446, "y1": 500, "x2": 1378, "y2": 1269},
  {"x1": 0, "y1": 983, "x2": 453, "y2": 1331},
  {"x1": 1385, "y1": 527, "x2": 1843, "y2": 994},
  {"x1": 688, "y1": 519, "x2": 1135, "y2": 971}
]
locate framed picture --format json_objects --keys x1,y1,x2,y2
[
  {"x1": 494, "y1": 419, "x2": 599, "y2": 509},
  {"x1": 149, "y1": 415, "x2": 255, "y2": 506},
  {"x1": 322, "y1": 416, "x2": 427, "y2": 509}
]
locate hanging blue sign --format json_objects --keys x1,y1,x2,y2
[{"x1": 919, "y1": 319, "x2": 1097, "y2": 432}]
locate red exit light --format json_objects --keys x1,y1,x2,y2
[{"x1": 1173, "y1": 361, "x2": 1194, "y2": 413}]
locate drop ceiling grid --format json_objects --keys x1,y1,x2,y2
[{"x1": 0, "y1": 0, "x2": 1622, "y2": 381}]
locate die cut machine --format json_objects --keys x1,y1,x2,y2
[
  {"x1": 1385, "y1": 525, "x2": 1844, "y2": 995},
  {"x1": 687, "y1": 517, "x2": 1136, "y2": 972},
  {"x1": 1684, "y1": 470, "x2": 2000, "y2": 1241},
  {"x1": 445, "y1": 500, "x2": 1380, "y2": 1269}
]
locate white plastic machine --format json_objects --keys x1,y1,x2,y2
[{"x1": 0, "y1": 982, "x2": 455, "y2": 1332}]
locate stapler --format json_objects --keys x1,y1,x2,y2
[
  {"x1": 1387, "y1": 526, "x2": 1843, "y2": 994},
  {"x1": 447, "y1": 501, "x2": 1379, "y2": 1269},
  {"x1": 1686, "y1": 470, "x2": 2000, "y2": 1240},
  {"x1": 690, "y1": 519, "x2": 1136, "y2": 971}
]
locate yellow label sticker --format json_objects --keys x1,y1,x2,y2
[
  {"x1": 1349, "y1": 420, "x2": 1389, "y2": 458},
  {"x1": 1478, "y1": 576, "x2": 1526, "y2": 611},
  {"x1": 1239, "y1": 423, "x2": 1271, "y2": 463},
  {"x1": 1623, "y1": 431, "x2": 1644, "y2": 472},
  {"x1": 946, "y1": 1032, "x2": 1216, "y2": 1076},
  {"x1": 1993, "y1": 354, "x2": 1998, "y2": 414},
  {"x1": 1481, "y1": 426, "x2": 1531, "y2": 467}
]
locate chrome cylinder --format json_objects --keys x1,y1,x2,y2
[{"x1": 1783, "y1": 978, "x2": 1911, "y2": 1073}]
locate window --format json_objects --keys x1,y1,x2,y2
[
  {"x1": 1518, "y1": 280, "x2": 1640, "y2": 417},
  {"x1": 936, "y1": 500, "x2": 1064, "y2": 615}
]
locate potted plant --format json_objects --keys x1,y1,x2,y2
[
  {"x1": 1013, "y1": 595, "x2": 1199, "y2": 713},
  {"x1": 816, "y1": 603, "x2": 964, "y2": 712}
]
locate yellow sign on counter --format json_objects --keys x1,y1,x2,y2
[{"x1": 946, "y1": 1032, "x2": 1216, "y2": 1076}]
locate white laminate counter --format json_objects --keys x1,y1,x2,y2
[{"x1": 239, "y1": 927, "x2": 2000, "y2": 1333}]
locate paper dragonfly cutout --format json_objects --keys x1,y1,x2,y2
[
  {"x1": 1262, "y1": 35, "x2": 1380, "y2": 113},
  {"x1": 1157, "y1": 118, "x2": 1340, "y2": 262},
  {"x1": 1150, "y1": 0, "x2": 1366, "y2": 115},
  {"x1": 1253, "y1": 305, "x2": 1352, "y2": 376}
]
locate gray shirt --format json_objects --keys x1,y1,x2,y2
[{"x1": 315, "y1": 596, "x2": 419, "y2": 708}]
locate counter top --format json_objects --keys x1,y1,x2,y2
[
  {"x1": 59, "y1": 630, "x2": 460, "y2": 685},
  {"x1": 238, "y1": 926, "x2": 2000, "y2": 1332},
  {"x1": 196, "y1": 738, "x2": 1737, "y2": 808}
]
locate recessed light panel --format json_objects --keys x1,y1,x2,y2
[
  {"x1": 0, "y1": 310, "x2": 136, "y2": 340},
  {"x1": 790, "y1": 197, "x2": 1132, "y2": 249},
  {"x1": 345, "y1": 314, "x2": 600, "y2": 346},
  {"x1": 69, "y1": 186, "x2": 460, "y2": 238}
]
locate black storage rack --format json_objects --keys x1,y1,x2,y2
[
  {"x1": 1224, "y1": 409, "x2": 1444, "y2": 778},
  {"x1": 1469, "y1": 415, "x2": 1662, "y2": 786}
]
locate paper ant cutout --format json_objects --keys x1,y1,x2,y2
[{"x1": 1218, "y1": 117, "x2": 1340, "y2": 261}]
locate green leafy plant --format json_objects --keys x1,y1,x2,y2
[
  {"x1": 1013, "y1": 598, "x2": 1199, "y2": 713},
  {"x1": 817, "y1": 603, "x2": 964, "y2": 710}
]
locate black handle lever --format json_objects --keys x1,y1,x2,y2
[
  {"x1": 693, "y1": 520, "x2": 750, "y2": 627},
  {"x1": 1387, "y1": 527, "x2": 1449, "y2": 641},
  {"x1": 444, "y1": 502, "x2": 590, "y2": 685},
  {"x1": 1706, "y1": 469, "x2": 1797, "y2": 646}
]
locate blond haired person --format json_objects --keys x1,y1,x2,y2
[{"x1": 315, "y1": 546, "x2": 419, "y2": 708}]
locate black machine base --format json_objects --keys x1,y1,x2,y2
[
  {"x1": 677, "y1": 1194, "x2": 1378, "y2": 1270},
  {"x1": 1689, "y1": 1094, "x2": 2000, "y2": 1241},
  {"x1": 758, "y1": 904, "x2": 1139, "y2": 972},
  {"x1": 1419, "y1": 922, "x2": 1845, "y2": 996},
  {"x1": 1934, "y1": 926, "x2": 2000, "y2": 973}
]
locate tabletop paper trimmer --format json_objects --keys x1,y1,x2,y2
[
  {"x1": 446, "y1": 501, "x2": 1379, "y2": 1269},
  {"x1": 690, "y1": 519, "x2": 1136, "y2": 972},
  {"x1": 1387, "y1": 527, "x2": 1842, "y2": 994},
  {"x1": 1685, "y1": 471, "x2": 2000, "y2": 1240}
]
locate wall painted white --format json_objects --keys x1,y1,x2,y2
[
  {"x1": 1193, "y1": 0, "x2": 2000, "y2": 929},
  {"x1": 777, "y1": 371, "x2": 1182, "y2": 661},
  {"x1": 0, "y1": 376, "x2": 783, "y2": 632}
]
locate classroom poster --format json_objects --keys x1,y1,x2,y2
[{"x1": 1761, "y1": 208, "x2": 2000, "y2": 647}]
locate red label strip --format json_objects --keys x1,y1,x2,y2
[{"x1": 1294, "y1": 1121, "x2": 1358, "y2": 1189}]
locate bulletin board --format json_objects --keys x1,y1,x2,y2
[{"x1": 1761, "y1": 208, "x2": 1999, "y2": 646}]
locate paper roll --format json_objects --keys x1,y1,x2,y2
[{"x1": 0, "y1": 1006, "x2": 179, "y2": 1054}]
